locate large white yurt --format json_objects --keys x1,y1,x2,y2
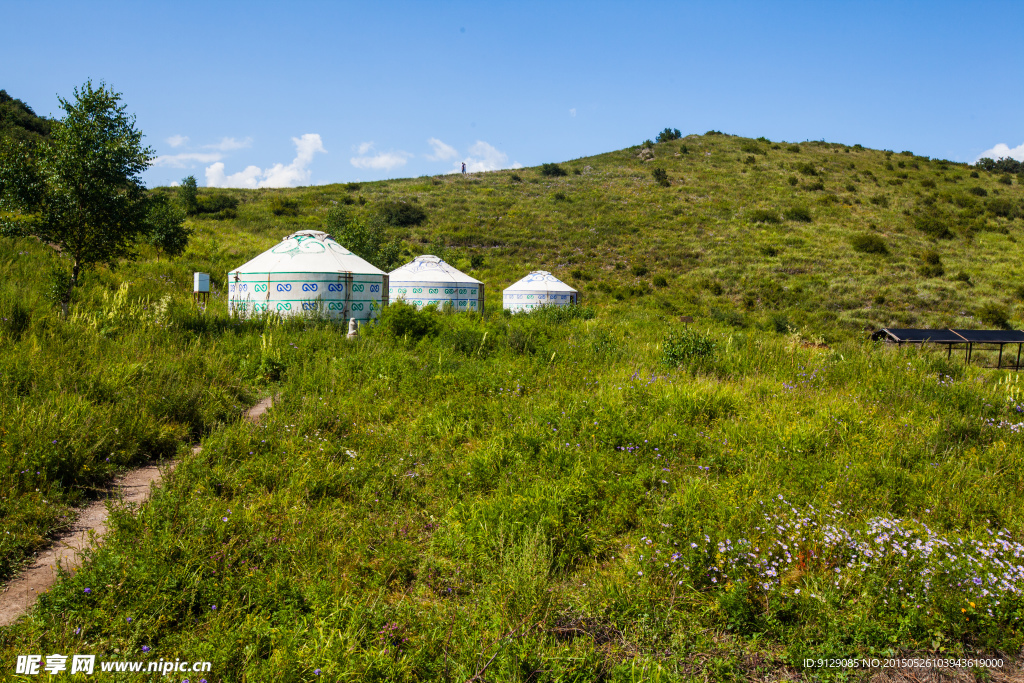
[
  {"x1": 503, "y1": 271, "x2": 579, "y2": 312},
  {"x1": 227, "y1": 230, "x2": 388, "y2": 322},
  {"x1": 388, "y1": 255, "x2": 484, "y2": 312}
]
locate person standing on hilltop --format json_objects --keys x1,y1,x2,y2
[{"x1": 461, "y1": 162, "x2": 466, "y2": 174}]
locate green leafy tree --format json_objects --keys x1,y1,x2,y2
[
  {"x1": 146, "y1": 192, "x2": 192, "y2": 258},
  {"x1": 656, "y1": 127, "x2": 682, "y2": 143},
  {"x1": 178, "y1": 175, "x2": 199, "y2": 215},
  {"x1": 324, "y1": 205, "x2": 401, "y2": 271},
  {"x1": 0, "y1": 80, "x2": 153, "y2": 315}
]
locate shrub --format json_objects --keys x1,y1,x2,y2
[
  {"x1": 572, "y1": 168, "x2": 582, "y2": 175},
  {"x1": 850, "y1": 233, "x2": 888, "y2": 254},
  {"x1": 787, "y1": 144, "x2": 801, "y2": 153},
  {"x1": 656, "y1": 127, "x2": 682, "y2": 143},
  {"x1": 787, "y1": 176, "x2": 798, "y2": 186},
  {"x1": 845, "y1": 183, "x2": 857, "y2": 193},
  {"x1": 651, "y1": 168, "x2": 669, "y2": 187},
  {"x1": 987, "y1": 197, "x2": 1014, "y2": 217},
  {"x1": 740, "y1": 141, "x2": 765, "y2": 155},
  {"x1": 805, "y1": 181, "x2": 825, "y2": 191},
  {"x1": 970, "y1": 171, "x2": 980, "y2": 178},
  {"x1": 914, "y1": 213, "x2": 953, "y2": 239},
  {"x1": 662, "y1": 327, "x2": 716, "y2": 366},
  {"x1": 705, "y1": 130, "x2": 724, "y2": 136},
  {"x1": 378, "y1": 200, "x2": 428, "y2": 227},
  {"x1": 270, "y1": 197, "x2": 300, "y2": 217},
  {"x1": 510, "y1": 173, "x2": 522, "y2": 182},
  {"x1": 747, "y1": 209, "x2": 781, "y2": 224},
  {"x1": 679, "y1": 144, "x2": 689, "y2": 154},
  {"x1": 569, "y1": 268, "x2": 592, "y2": 281},
  {"x1": 377, "y1": 300, "x2": 438, "y2": 340},
  {"x1": 540, "y1": 163, "x2": 567, "y2": 177},
  {"x1": 921, "y1": 178, "x2": 937, "y2": 189},
  {"x1": 952, "y1": 271, "x2": 972, "y2": 284},
  {"x1": 196, "y1": 193, "x2": 238, "y2": 214},
  {"x1": 977, "y1": 302, "x2": 1010, "y2": 328},
  {"x1": 552, "y1": 191, "x2": 567, "y2": 201},
  {"x1": 653, "y1": 274, "x2": 668, "y2": 287},
  {"x1": 968, "y1": 186, "x2": 988, "y2": 197},
  {"x1": 632, "y1": 264, "x2": 649, "y2": 277},
  {"x1": 743, "y1": 155, "x2": 756, "y2": 165},
  {"x1": 760, "y1": 245, "x2": 778, "y2": 257},
  {"x1": 999, "y1": 174, "x2": 1013, "y2": 185},
  {"x1": 345, "y1": 182, "x2": 361, "y2": 191},
  {"x1": 796, "y1": 162, "x2": 818, "y2": 176},
  {"x1": 869, "y1": 194, "x2": 890, "y2": 208},
  {"x1": 527, "y1": 303, "x2": 595, "y2": 323},
  {"x1": 470, "y1": 254, "x2": 485, "y2": 269},
  {"x1": 918, "y1": 249, "x2": 944, "y2": 277}
]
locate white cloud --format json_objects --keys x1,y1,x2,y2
[
  {"x1": 976, "y1": 142, "x2": 1024, "y2": 163},
  {"x1": 455, "y1": 141, "x2": 517, "y2": 173},
  {"x1": 204, "y1": 137, "x2": 253, "y2": 152},
  {"x1": 350, "y1": 142, "x2": 411, "y2": 171},
  {"x1": 152, "y1": 151, "x2": 224, "y2": 168},
  {"x1": 569, "y1": 108, "x2": 576, "y2": 117},
  {"x1": 167, "y1": 134, "x2": 189, "y2": 148},
  {"x1": 426, "y1": 137, "x2": 458, "y2": 161},
  {"x1": 170, "y1": 180, "x2": 180, "y2": 187},
  {"x1": 205, "y1": 133, "x2": 327, "y2": 188}
]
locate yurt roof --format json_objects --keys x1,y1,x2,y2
[
  {"x1": 389, "y1": 255, "x2": 482, "y2": 284},
  {"x1": 504, "y1": 270, "x2": 577, "y2": 293},
  {"x1": 229, "y1": 230, "x2": 386, "y2": 276}
]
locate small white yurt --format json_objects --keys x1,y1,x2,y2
[
  {"x1": 388, "y1": 255, "x2": 484, "y2": 312},
  {"x1": 503, "y1": 270, "x2": 579, "y2": 312},
  {"x1": 227, "y1": 230, "x2": 388, "y2": 322}
]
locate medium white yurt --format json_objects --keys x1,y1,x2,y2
[
  {"x1": 388, "y1": 255, "x2": 484, "y2": 312},
  {"x1": 503, "y1": 270, "x2": 579, "y2": 312},
  {"x1": 227, "y1": 230, "x2": 388, "y2": 322}
]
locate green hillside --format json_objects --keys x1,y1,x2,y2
[
  {"x1": 2, "y1": 132, "x2": 1024, "y2": 680},
  {"x1": 177, "y1": 132, "x2": 1024, "y2": 338},
  {"x1": 0, "y1": 90, "x2": 51, "y2": 146}
]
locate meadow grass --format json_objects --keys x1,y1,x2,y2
[{"x1": 1, "y1": 134, "x2": 1023, "y2": 680}]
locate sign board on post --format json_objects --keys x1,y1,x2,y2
[
  {"x1": 194, "y1": 273, "x2": 210, "y2": 293},
  {"x1": 194, "y1": 273, "x2": 210, "y2": 309}
]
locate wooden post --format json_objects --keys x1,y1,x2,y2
[{"x1": 998, "y1": 344, "x2": 1004, "y2": 369}]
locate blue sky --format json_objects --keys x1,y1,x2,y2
[{"x1": 3, "y1": 1, "x2": 1022, "y2": 188}]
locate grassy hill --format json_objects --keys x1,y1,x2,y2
[
  {"x1": 2, "y1": 133, "x2": 1024, "y2": 680},
  {"x1": 173, "y1": 132, "x2": 1024, "y2": 339}
]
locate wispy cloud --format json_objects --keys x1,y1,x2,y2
[
  {"x1": 152, "y1": 151, "x2": 224, "y2": 168},
  {"x1": 454, "y1": 141, "x2": 520, "y2": 173},
  {"x1": 203, "y1": 137, "x2": 253, "y2": 152},
  {"x1": 569, "y1": 108, "x2": 576, "y2": 117},
  {"x1": 205, "y1": 134, "x2": 326, "y2": 188},
  {"x1": 350, "y1": 142, "x2": 411, "y2": 171},
  {"x1": 426, "y1": 137, "x2": 458, "y2": 161},
  {"x1": 166, "y1": 134, "x2": 189, "y2": 148},
  {"x1": 976, "y1": 142, "x2": 1024, "y2": 163}
]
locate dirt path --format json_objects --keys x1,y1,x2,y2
[{"x1": 0, "y1": 396, "x2": 275, "y2": 627}]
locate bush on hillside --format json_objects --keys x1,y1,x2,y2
[
  {"x1": 850, "y1": 233, "x2": 888, "y2": 255},
  {"x1": 747, "y1": 209, "x2": 781, "y2": 224},
  {"x1": 999, "y1": 174, "x2": 1014, "y2": 185},
  {"x1": 787, "y1": 176, "x2": 798, "y2": 186},
  {"x1": 653, "y1": 274, "x2": 668, "y2": 287},
  {"x1": 787, "y1": 144, "x2": 801, "y2": 153},
  {"x1": 376, "y1": 300, "x2": 438, "y2": 340},
  {"x1": 796, "y1": 162, "x2": 818, "y2": 176},
  {"x1": 270, "y1": 197, "x2": 300, "y2": 217},
  {"x1": 968, "y1": 186, "x2": 989, "y2": 197},
  {"x1": 740, "y1": 141, "x2": 766, "y2": 155},
  {"x1": 805, "y1": 181, "x2": 825, "y2": 192},
  {"x1": 977, "y1": 302, "x2": 1010, "y2": 328},
  {"x1": 784, "y1": 205, "x2": 812, "y2": 222},
  {"x1": 914, "y1": 213, "x2": 954, "y2": 239},
  {"x1": 651, "y1": 168, "x2": 669, "y2": 187},
  {"x1": 656, "y1": 128, "x2": 682, "y2": 143},
  {"x1": 378, "y1": 200, "x2": 428, "y2": 227},
  {"x1": 540, "y1": 163, "x2": 567, "y2": 177},
  {"x1": 197, "y1": 193, "x2": 238, "y2": 215},
  {"x1": 921, "y1": 178, "x2": 937, "y2": 189},
  {"x1": 662, "y1": 327, "x2": 716, "y2": 366},
  {"x1": 986, "y1": 197, "x2": 1014, "y2": 218},
  {"x1": 918, "y1": 249, "x2": 944, "y2": 277},
  {"x1": 631, "y1": 264, "x2": 649, "y2": 277},
  {"x1": 869, "y1": 194, "x2": 890, "y2": 208}
]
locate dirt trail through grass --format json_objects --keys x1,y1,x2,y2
[{"x1": 0, "y1": 396, "x2": 275, "y2": 627}]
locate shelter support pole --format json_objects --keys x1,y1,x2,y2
[
  {"x1": 999, "y1": 344, "x2": 1004, "y2": 369},
  {"x1": 948, "y1": 344, "x2": 952, "y2": 360},
  {"x1": 1017, "y1": 343, "x2": 1022, "y2": 370}
]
